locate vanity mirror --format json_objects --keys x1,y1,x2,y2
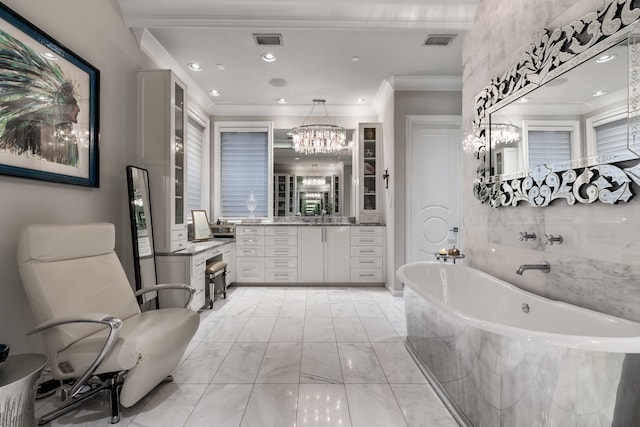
[
  {"x1": 192, "y1": 210, "x2": 213, "y2": 241},
  {"x1": 473, "y1": 0, "x2": 640, "y2": 207},
  {"x1": 274, "y1": 128, "x2": 355, "y2": 216}
]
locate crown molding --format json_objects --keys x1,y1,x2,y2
[{"x1": 208, "y1": 103, "x2": 376, "y2": 117}]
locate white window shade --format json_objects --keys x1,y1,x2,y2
[
  {"x1": 595, "y1": 118, "x2": 628, "y2": 157},
  {"x1": 220, "y1": 131, "x2": 269, "y2": 218},
  {"x1": 528, "y1": 130, "x2": 571, "y2": 169},
  {"x1": 186, "y1": 118, "x2": 204, "y2": 215}
]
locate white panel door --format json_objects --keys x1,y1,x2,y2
[{"x1": 407, "y1": 117, "x2": 460, "y2": 262}]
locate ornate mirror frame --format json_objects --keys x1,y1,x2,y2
[{"x1": 473, "y1": 0, "x2": 640, "y2": 208}]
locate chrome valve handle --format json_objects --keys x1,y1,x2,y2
[
  {"x1": 519, "y1": 231, "x2": 536, "y2": 241},
  {"x1": 544, "y1": 234, "x2": 563, "y2": 245}
]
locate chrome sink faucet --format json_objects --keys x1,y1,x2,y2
[{"x1": 516, "y1": 262, "x2": 550, "y2": 275}]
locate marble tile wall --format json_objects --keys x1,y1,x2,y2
[
  {"x1": 404, "y1": 287, "x2": 640, "y2": 426},
  {"x1": 461, "y1": 0, "x2": 640, "y2": 322}
]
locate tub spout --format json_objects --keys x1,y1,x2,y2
[{"x1": 516, "y1": 262, "x2": 550, "y2": 275}]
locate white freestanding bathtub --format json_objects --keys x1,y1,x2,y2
[{"x1": 397, "y1": 261, "x2": 640, "y2": 427}]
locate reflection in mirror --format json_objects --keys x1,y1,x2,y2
[
  {"x1": 274, "y1": 128, "x2": 354, "y2": 217},
  {"x1": 192, "y1": 210, "x2": 213, "y2": 241},
  {"x1": 126, "y1": 165, "x2": 157, "y2": 302},
  {"x1": 489, "y1": 38, "x2": 636, "y2": 180}
]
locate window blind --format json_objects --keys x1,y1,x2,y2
[
  {"x1": 528, "y1": 130, "x2": 571, "y2": 168},
  {"x1": 186, "y1": 118, "x2": 204, "y2": 215},
  {"x1": 220, "y1": 131, "x2": 268, "y2": 218},
  {"x1": 595, "y1": 118, "x2": 628, "y2": 157}
]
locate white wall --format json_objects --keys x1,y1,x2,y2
[
  {"x1": 462, "y1": 0, "x2": 640, "y2": 322},
  {"x1": 0, "y1": 0, "x2": 151, "y2": 353}
]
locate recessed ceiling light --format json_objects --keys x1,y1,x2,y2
[
  {"x1": 596, "y1": 54, "x2": 616, "y2": 63},
  {"x1": 351, "y1": 56, "x2": 360, "y2": 62},
  {"x1": 355, "y1": 98, "x2": 365, "y2": 104},
  {"x1": 188, "y1": 63, "x2": 203, "y2": 71},
  {"x1": 593, "y1": 90, "x2": 607, "y2": 97},
  {"x1": 262, "y1": 53, "x2": 276, "y2": 62},
  {"x1": 42, "y1": 52, "x2": 57, "y2": 60},
  {"x1": 517, "y1": 97, "x2": 531, "y2": 103},
  {"x1": 276, "y1": 98, "x2": 288, "y2": 104},
  {"x1": 209, "y1": 89, "x2": 221, "y2": 97}
]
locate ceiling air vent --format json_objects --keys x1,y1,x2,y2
[
  {"x1": 253, "y1": 33, "x2": 283, "y2": 46},
  {"x1": 423, "y1": 34, "x2": 457, "y2": 46}
]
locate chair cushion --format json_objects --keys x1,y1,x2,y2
[{"x1": 206, "y1": 261, "x2": 228, "y2": 274}]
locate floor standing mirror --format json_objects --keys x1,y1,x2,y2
[{"x1": 126, "y1": 165, "x2": 158, "y2": 305}]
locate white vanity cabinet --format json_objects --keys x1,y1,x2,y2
[
  {"x1": 350, "y1": 226, "x2": 384, "y2": 282},
  {"x1": 298, "y1": 226, "x2": 351, "y2": 283},
  {"x1": 265, "y1": 226, "x2": 298, "y2": 282},
  {"x1": 222, "y1": 242, "x2": 235, "y2": 286},
  {"x1": 156, "y1": 243, "x2": 230, "y2": 311},
  {"x1": 235, "y1": 225, "x2": 265, "y2": 282},
  {"x1": 137, "y1": 70, "x2": 188, "y2": 253}
]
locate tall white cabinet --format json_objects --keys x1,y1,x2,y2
[
  {"x1": 359, "y1": 123, "x2": 382, "y2": 224},
  {"x1": 137, "y1": 70, "x2": 188, "y2": 252},
  {"x1": 298, "y1": 226, "x2": 351, "y2": 283}
]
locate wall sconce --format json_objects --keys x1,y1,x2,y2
[{"x1": 382, "y1": 168, "x2": 390, "y2": 189}]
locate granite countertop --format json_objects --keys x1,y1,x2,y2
[{"x1": 156, "y1": 238, "x2": 234, "y2": 256}]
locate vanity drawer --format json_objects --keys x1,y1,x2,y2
[
  {"x1": 265, "y1": 236, "x2": 297, "y2": 247},
  {"x1": 236, "y1": 236, "x2": 265, "y2": 246},
  {"x1": 265, "y1": 246, "x2": 297, "y2": 257},
  {"x1": 171, "y1": 239, "x2": 187, "y2": 252},
  {"x1": 351, "y1": 246, "x2": 383, "y2": 257},
  {"x1": 351, "y1": 236, "x2": 383, "y2": 246},
  {"x1": 266, "y1": 226, "x2": 297, "y2": 236},
  {"x1": 266, "y1": 258, "x2": 297, "y2": 269},
  {"x1": 236, "y1": 226, "x2": 265, "y2": 236},
  {"x1": 236, "y1": 258, "x2": 265, "y2": 282},
  {"x1": 350, "y1": 269, "x2": 383, "y2": 283},
  {"x1": 351, "y1": 257, "x2": 382, "y2": 268},
  {"x1": 190, "y1": 288, "x2": 206, "y2": 312},
  {"x1": 351, "y1": 226, "x2": 383, "y2": 236},
  {"x1": 172, "y1": 228, "x2": 188, "y2": 242},
  {"x1": 236, "y1": 246, "x2": 265, "y2": 257},
  {"x1": 266, "y1": 269, "x2": 298, "y2": 282}
]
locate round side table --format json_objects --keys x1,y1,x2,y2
[{"x1": 0, "y1": 353, "x2": 47, "y2": 427}]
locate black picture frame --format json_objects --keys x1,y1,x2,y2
[{"x1": 0, "y1": 2, "x2": 99, "y2": 187}]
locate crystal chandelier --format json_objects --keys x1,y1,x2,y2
[
  {"x1": 292, "y1": 99, "x2": 346, "y2": 154},
  {"x1": 490, "y1": 123, "x2": 520, "y2": 147}
]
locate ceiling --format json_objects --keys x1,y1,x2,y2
[{"x1": 117, "y1": 0, "x2": 479, "y2": 116}]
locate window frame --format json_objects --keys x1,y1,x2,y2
[
  {"x1": 521, "y1": 120, "x2": 581, "y2": 170},
  {"x1": 185, "y1": 104, "x2": 210, "y2": 222}
]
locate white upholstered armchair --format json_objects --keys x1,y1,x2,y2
[{"x1": 17, "y1": 222, "x2": 200, "y2": 424}]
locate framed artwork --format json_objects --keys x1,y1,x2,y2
[{"x1": 0, "y1": 2, "x2": 99, "y2": 187}]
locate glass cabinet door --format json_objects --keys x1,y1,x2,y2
[
  {"x1": 363, "y1": 127, "x2": 377, "y2": 212},
  {"x1": 174, "y1": 82, "x2": 185, "y2": 225}
]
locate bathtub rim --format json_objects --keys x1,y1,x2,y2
[{"x1": 397, "y1": 261, "x2": 640, "y2": 353}]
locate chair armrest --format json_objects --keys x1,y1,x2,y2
[
  {"x1": 135, "y1": 284, "x2": 196, "y2": 309},
  {"x1": 28, "y1": 314, "x2": 123, "y2": 401}
]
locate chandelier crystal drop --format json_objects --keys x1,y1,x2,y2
[{"x1": 292, "y1": 99, "x2": 347, "y2": 155}]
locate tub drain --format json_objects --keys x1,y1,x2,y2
[{"x1": 521, "y1": 303, "x2": 530, "y2": 313}]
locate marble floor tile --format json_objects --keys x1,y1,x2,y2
[
  {"x1": 297, "y1": 384, "x2": 352, "y2": 427},
  {"x1": 240, "y1": 384, "x2": 299, "y2": 427},
  {"x1": 236, "y1": 316, "x2": 277, "y2": 342},
  {"x1": 345, "y1": 384, "x2": 408, "y2": 427},
  {"x1": 270, "y1": 316, "x2": 304, "y2": 342},
  {"x1": 211, "y1": 342, "x2": 267, "y2": 383},
  {"x1": 337, "y1": 342, "x2": 388, "y2": 383},
  {"x1": 330, "y1": 300, "x2": 359, "y2": 317},
  {"x1": 373, "y1": 343, "x2": 427, "y2": 384},
  {"x1": 129, "y1": 383, "x2": 207, "y2": 427},
  {"x1": 306, "y1": 301, "x2": 332, "y2": 317},
  {"x1": 184, "y1": 384, "x2": 253, "y2": 427},
  {"x1": 390, "y1": 384, "x2": 457, "y2": 427},
  {"x1": 304, "y1": 316, "x2": 336, "y2": 342},
  {"x1": 353, "y1": 300, "x2": 386, "y2": 317},
  {"x1": 279, "y1": 300, "x2": 306, "y2": 317},
  {"x1": 360, "y1": 316, "x2": 403, "y2": 343},
  {"x1": 173, "y1": 341, "x2": 233, "y2": 384},
  {"x1": 333, "y1": 316, "x2": 370, "y2": 342},
  {"x1": 301, "y1": 342, "x2": 344, "y2": 384},
  {"x1": 251, "y1": 301, "x2": 282, "y2": 317},
  {"x1": 207, "y1": 316, "x2": 250, "y2": 342},
  {"x1": 256, "y1": 342, "x2": 302, "y2": 383}
]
